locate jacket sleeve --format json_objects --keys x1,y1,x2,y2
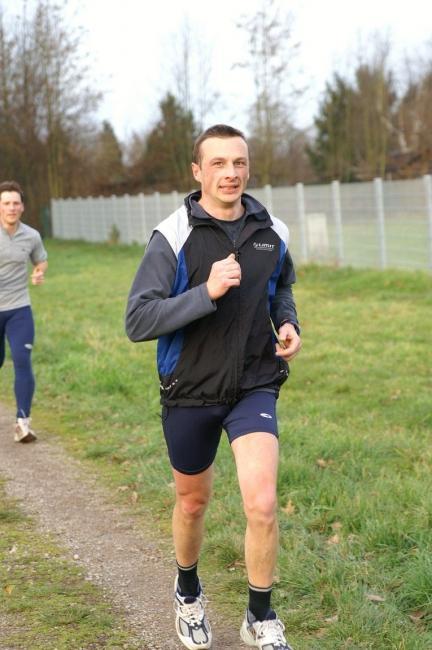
[
  {"x1": 270, "y1": 249, "x2": 300, "y2": 334},
  {"x1": 125, "y1": 231, "x2": 216, "y2": 342}
]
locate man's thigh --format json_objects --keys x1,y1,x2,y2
[
  {"x1": 226, "y1": 392, "x2": 280, "y2": 502},
  {"x1": 5, "y1": 307, "x2": 34, "y2": 356},
  {"x1": 231, "y1": 432, "x2": 279, "y2": 503},
  {"x1": 223, "y1": 391, "x2": 279, "y2": 445},
  {"x1": 162, "y1": 404, "x2": 229, "y2": 475}
]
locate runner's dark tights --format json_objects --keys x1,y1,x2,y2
[{"x1": 0, "y1": 306, "x2": 35, "y2": 418}]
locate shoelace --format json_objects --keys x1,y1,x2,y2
[
  {"x1": 176, "y1": 594, "x2": 208, "y2": 626},
  {"x1": 255, "y1": 618, "x2": 287, "y2": 645}
]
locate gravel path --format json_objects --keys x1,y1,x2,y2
[{"x1": 0, "y1": 404, "x2": 243, "y2": 649}]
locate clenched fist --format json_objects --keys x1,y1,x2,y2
[
  {"x1": 31, "y1": 269, "x2": 45, "y2": 285},
  {"x1": 206, "y1": 253, "x2": 241, "y2": 300}
]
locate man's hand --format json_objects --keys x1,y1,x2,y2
[
  {"x1": 275, "y1": 322, "x2": 301, "y2": 361},
  {"x1": 206, "y1": 253, "x2": 241, "y2": 300},
  {"x1": 31, "y1": 266, "x2": 46, "y2": 285}
]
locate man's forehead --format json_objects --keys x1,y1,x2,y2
[
  {"x1": 200, "y1": 136, "x2": 249, "y2": 159},
  {"x1": 0, "y1": 191, "x2": 22, "y2": 202}
]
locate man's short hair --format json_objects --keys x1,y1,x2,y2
[
  {"x1": 0, "y1": 180, "x2": 24, "y2": 202},
  {"x1": 193, "y1": 124, "x2": 247, "y2": 165}
]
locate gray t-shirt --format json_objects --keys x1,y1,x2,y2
[{"x1": 0, "y1": 222, "x2": 48, "y2": 311}]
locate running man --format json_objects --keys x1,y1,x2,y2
[
  {"x1": 126, "y1": 124, "x2": 301, "y2": 649},
  {"x1": 0, "y1": 180, "x2": 48, "y2": 442}
]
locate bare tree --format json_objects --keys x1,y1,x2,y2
[
  {"x1": 351, "y1": 36, "x2": 397, "y2": 179},
  {"x1": 235, "y1": 0, "x2": 303, "y2": 185},
  {"x1": 393, "y1": 45, "x2": 432, "y2": 176},
  {"x1": 169, "y1": 17, "x2": 220, "y2": 130},
  {"x1": 0, "y1": 0, "x2": 101, "y2": 225}
]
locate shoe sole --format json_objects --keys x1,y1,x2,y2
[
  {"x1": 175, "y1": 617, "x2": 212, "y2": 649},
  {"x1": 14, "y1": 431, "x2": 37, "y2": 443}
]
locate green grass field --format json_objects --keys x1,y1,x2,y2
[{"x1": 1, "y1": 240, "x2": 431, "y2": 648}]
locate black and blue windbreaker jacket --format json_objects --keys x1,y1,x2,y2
[{"x1": 125, "y1": 191, "x2": 299, "y2": 406}]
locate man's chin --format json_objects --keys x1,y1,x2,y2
[{"x1": 218, "y1": 191, "x2": 241, "y2": 203}]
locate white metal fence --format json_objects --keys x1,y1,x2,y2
[{"x1": 51, "y1": 175, "x2": 432, "y2": 272}]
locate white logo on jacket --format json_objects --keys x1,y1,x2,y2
[{"x1": 253, "y1": 242, "x2": 275, "y2": 251}]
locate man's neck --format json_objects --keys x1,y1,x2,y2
[
  {"x1": 0, "y1": 218, "x2": 19, "y2": 235},
  {"x1": 198, "y1": 198, "x2": 244, "y2": 222}
]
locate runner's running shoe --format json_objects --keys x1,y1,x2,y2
[
  {"x1": 240, "y1": 609, "x2": 293, "y2": 649},
  {"x1": 14, "y1": 417, "x2": 37, "y2": 443},
  {"x1": 174, "y1": 576, "x2": 212, "y2": 649}
]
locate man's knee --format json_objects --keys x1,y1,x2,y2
[
  {"x1": 243, "y1": 489, "x2": 277, "y2": 526},
  {"x1": 176, "y1": 492, "x2": 210, "y2": 520},
  {"x1": 11, "y1": 344, "x2": 33, "y2": 370}
]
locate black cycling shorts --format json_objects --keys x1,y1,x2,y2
[{"x1": 161, "y1": 391, "x2": 278, "y2": 475}]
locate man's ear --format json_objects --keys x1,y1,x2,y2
[{"x1": 191, "y1": 162, "x2": 201, "y2": 183}]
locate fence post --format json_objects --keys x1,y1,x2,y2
[
  {"x1": 79, "y1": 198, "x2": 86, "y2": 240},
  {"x1": 125, "y1": 194, "x2": 133, "y2": 244},
  {"x1": 296, "y1": 182, "x2": 308, "y2": 263},
  {"x1": 154, "y1": 191, "x2": 161, "y2": 224},
  {"x1": 51, "y1": 199, "x2": 58, "y2": 238},
  {"x1": 331, "y1": 180, "x2": 344, "y2": 265},
  {"x1": 374, "y1": 178, "x2": 387, "y2": 269},
  {"x1": 110, "y1": 195, "x2": 117, "y2": 242},
  {"x1": 264, "y1": 184, "x2": 273, "y2": 213},
  {"x1": 139, "y1": 193, "x2": 147, "y2": 244},
  {"x1": 100, "y1": 197, "x2": 106, "y2": 242},
  {"x1": 59, "y1": 199, "x2": 66, "y2": 239},
  {"x1": 423, "y1": 175, "x2": 432, "y2": 271}
]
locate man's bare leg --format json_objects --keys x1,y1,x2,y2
[
  {"x1": 232, "y1": 433, "x2": 293, "y2": 647},
  {"x1": 232, "y1": 432, "x2": 279, "y2": 587},
  {"x1": 172, "y1": 465, "x2": 214, "y2": 649},
  {"x1": 172, "y1": 464, "x2": 214, "y2": 569}
]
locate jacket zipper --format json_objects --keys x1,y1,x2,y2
[
  {"x1": 206, "y1": 221, "x2": 241, "y2": 404},
  {"x1": 232, "y1": 244, "x2": 241, "y2": 403}
]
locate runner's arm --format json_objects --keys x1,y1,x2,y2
[
  {"x1": 271, "y1": 249, "x2": 300, "y2": 334},
  {"x1": 125, "y1": 231, "x2": 216, "y2": 342}
]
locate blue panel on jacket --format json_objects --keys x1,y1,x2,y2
[{"x1": 157, "y1": 248, "x2": 188, "y2": 376}]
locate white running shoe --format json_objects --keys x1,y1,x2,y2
[
  {"x1": 14, "y1": 417, "x2": 37, "y2": 443},
  {"x1": 240, "y1": 609, "x2": 293, "y2": 649},
  {"x1": 174, "y1": 576, "x2": 212, "y2": 649}
]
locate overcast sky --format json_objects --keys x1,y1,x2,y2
[{"x1": 3, "y1": 0, "x2": 432, "y2": 140}]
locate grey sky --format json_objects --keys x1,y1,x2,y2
[{"x1": 3, "y1": 0, "x2": 431, "y2": 139}]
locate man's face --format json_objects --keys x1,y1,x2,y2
[
  {"x1": 191, "y1": 136, "x2": 249, "y2": 210},
  {"x1": 0, "y1": 191, "x2": 24, "y2": 229}
]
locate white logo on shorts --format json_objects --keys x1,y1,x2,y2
[{"x1": 260, "y1": 412, "x2": 273, "y2": 419}]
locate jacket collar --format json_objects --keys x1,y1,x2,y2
[{"x1": 184, "y1": 190, "x2": 271, "y2": 226}]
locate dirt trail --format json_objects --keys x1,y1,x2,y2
[{"x1": 0, "y1": 404, "x2": 242, "y2": 649}]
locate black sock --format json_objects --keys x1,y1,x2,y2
[
  {"x1": 177, "y1": 561, "x2": 200, "y2": 597},
  {"x1": 248, "y1": 583, "x2": 272, "y2": 621}
]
